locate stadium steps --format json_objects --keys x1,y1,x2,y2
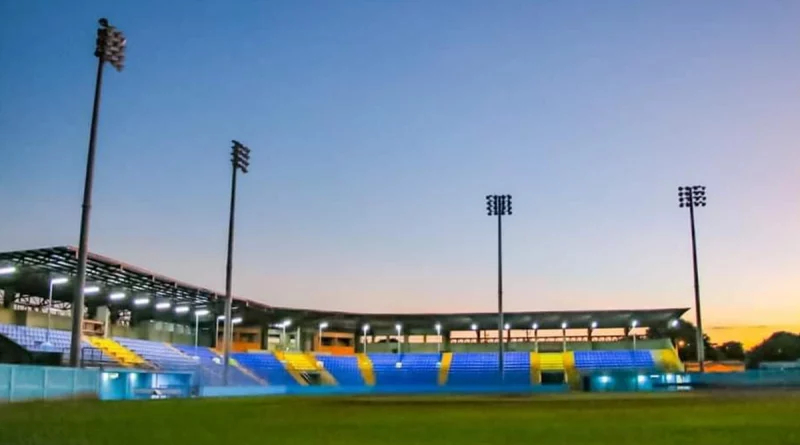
[
  {"x1": 653, "y1": 348, "x2": 684, "y2": 373},
  {"x1": 562, "y1": 351, "x2": 581, "y2": 390},
  {"x1": 438, "y1": 352, "x2": 452, "y2": 385},
  {"x1": 85, "y1": 336, "x2": 149, "y2": 368},
  {"x1": 230, "y1": 355, "x2": 268, "y2": 385},
  {"x1": 282, "y1": 352, "x2": 336, "y2": 385},
  {"x1": 538, "y1": 352, "x2": 565, "y2": 371},
  {"x1": 273, "y1": 351, "x2": 309, "y2": 385},
  {"x1": 530, "y1": 352, "x2": 541, "y2": 384},
  {"x1": 356, "y1": 353, "x2": 376, "y2": 386}
]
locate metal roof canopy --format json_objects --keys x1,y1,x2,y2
[{"x1": 0, "y1": 246, "x2": 688, "y2": 332}]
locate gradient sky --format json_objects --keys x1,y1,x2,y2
[{"x1": 1, "y1": 1, "x2": 798, "y2": 329}]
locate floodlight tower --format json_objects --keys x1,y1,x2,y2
[
  {"x1": 222, "y1": 140, "x2": 251, "y2": 384},
  {"x1": 486, "y1": 194, "x2": 512, "y2": 381},
  {"x1": 70, "y1": 18, "x2": 126, "y2": 367},
  {"x1": 678, "y1": 185, "x2": 707, "y2": 372}
]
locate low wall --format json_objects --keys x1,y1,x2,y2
[
  {"x1": 0, "y1": 364, "x2": 99, "y2": 402},
  {"x1": 200, "y1": 384, "x2": 569, "y2": 398}
]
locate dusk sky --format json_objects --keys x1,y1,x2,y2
[{"x1": 1, "y1": 1, "x2": 798, "y2": 330}]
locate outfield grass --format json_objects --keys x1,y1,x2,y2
[{"x1": 1, "y1": 392, "x2": 798, "y2": 445}]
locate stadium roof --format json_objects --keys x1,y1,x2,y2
[{"x1": 0, "y1": 246, "x2": 689, "y2": 333}]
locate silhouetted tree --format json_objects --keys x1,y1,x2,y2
[
  {"x1": 716, "y1": 341, "x2": 745, "y2": 361},
  {"x1": 746, "y1": 332, "x2": 800, "y2": 369},
  {"x1": 646, "y1": 320, "x2": 715, "y2": 362}
]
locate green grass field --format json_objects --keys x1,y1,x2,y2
[{"x1": 1, "y1": 393, "x2": 798, "y2": 445}]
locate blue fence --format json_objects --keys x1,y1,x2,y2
[
  {"x1": 0, "y1": 364, "x2": 99, "y2": 402},
  {"x1": 200, "y1": 384, "x2": 570, "y2": 398},
  {"x1": 692, "y1": 369, "x2": 800, "y2": 388}
]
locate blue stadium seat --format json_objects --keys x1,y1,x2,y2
[
  {"x1": 0, "y1": 323, "x2": 114, "y2": 364},
  {"x1": 232, "y1": 353, "x2": 299, "y2": 386},
  {"x1": 573, "y1": 350, "x2": 655, "y2": 371},
  {"x1": 316, "y1": 355, "x2": 364, "y2": 386},
  {"x1": 114, "y1": 337, "x2": 197, "y2": 371},
  {"x1": 369, "y1": 353, "x2": 440, "y2": 386},
  {"x1": 448, "y1": 352, "x2": 530, "y2": 386},
  {"x1": 172, "y1": 345, "x2": 261, "y2": 386}
]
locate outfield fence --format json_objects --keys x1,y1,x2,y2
[{"x1": 0, "y1": 364, "x2": 99, "y2": 402}]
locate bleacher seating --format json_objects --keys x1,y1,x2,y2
[
  {"x1": 173, "y1": 345, "x2": 260, "y2": 386},
  {"x1": 448, "y1": 352, "x2": 530, "y2": 385},
  {"x1": 0, "y1": 324, "x2": 113, "y2": 364},
  {"x1": 114, "y1": 337, "x2": 196, "y2": 370},
  {"x1": 316, "y1": 355, "x2": 364, "y2": 386},
  {"x1": 369, "y1": 353, "x2": 440, "y2": 385},
  {"x1": 573, "y1": 350, "x2": 655, "y2": 371},
  {"x1": 232, "y1": 352, "x2": 299, "y2": 385}
]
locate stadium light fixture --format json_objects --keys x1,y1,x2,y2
[
  {"x1": 83, "y1": 286, "x2": 100, "y2": 295},
  {"x1": 435, "y1": 323, "x2": 442, "y2": 353},
  {"x1": 133, "y1": 297, "x2": 149, "y2": 306},
  {"x1": 669, "y1": 319, "x2": 680, "y2": 328},
  {"x1": 46, "y1": 276, "x2": 70, "y2": 344},
  {"x1": 318, "y1": 321, "x2": 329, "y2": 345},
  {"x1": 362, "y1": 324, "x2": 370, "y2": 353},
  {"x1": 155, "y1": 301, "x2": 171, "y2": 310},
  {"x1": 590, "y1": 321, "x2": 598, "y2": 329},
  {"x1": 631, "y1": 320, "x2": 639, "y2": 350},
  {"x1": 561, "y1": 321, "x2": 568, "y2": 352},
  {"x1": 175, "y1": 306, "x2": 190, "y2": 314},
  {"x1": 532, "y1": 323, "x2": 540, "y2": 353},
  {"x1": 678, "y1": 184, "x2": 707, "y2": 372},
  {"x1": 531, "y1": 322, "x2": 538, "y2": 330},
  {"x1": 70, "y1": 18, "x2": 128, "y2": 368},
  {"x1": 486, "y1": 193, "x2": 512, "y2": 381},
  {"x1": 222, "y1": 139, "x2": 252, "y2": 385},
  {"x1": 631, "y1": 320, "x2": 639, "y2": 328},
  {"x1": 232, "y1": 317, "x2": 243, "y2": 325},
  {"x1": 561, "y1": 321, "x2": 568, "y2": 329},
  {"x1": 109, "y1": 292, "x2": 125, "y2": 301},
  {"x1": 193, "y1": 309, "x2": 209, "y2": 348},
  {"x1": 504, "y1": 323, "x2": 510, "y2": 330},
  {"x1": 471, "y1": 323, "x2": 478, "y2": 331},
  {"x1": 0, "y1": 266, "x2": 17, "y2": 275}
]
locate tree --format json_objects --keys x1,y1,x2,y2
[
  {"x1": 646, "y1": 319, "x2": 716, "y2": 362},
  {"x1": 746, "y1": 332, "x2": 800, "y2": 369},
  {"x1": 716, "y1": 341, "x2": 745, "y2": 361}
]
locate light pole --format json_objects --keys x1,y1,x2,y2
[
  {"x1": 362, "y1": 324, "x2": 370, "y2": 353},
  {"x1": 630, "y1": 320, "x2": 639, "y2": 351},
  {"x1": 46, "y1": 277, "x2": 69, "y2": 345},
  {"x1": 486, "y1": 194, "x2": 512, "y2": 381},
  {"x1": 395, "y1": 324, "x2": 402, "y2": 355},
  {"x1": 70, "y1": 18, "x2": 126, "y2": 367},
  {"x1": 281, "y1": 319, "x2": 292, "y2": 350},
  {"x1": 222, "y1": 140, "x2": 250, "y2": 385},
  {"x1": 561, "y1": 321, "x2": 568, "y2": 352},
  {"x1": 318, "y1": 322, "x2": 329, "y2": 351},
  {"x1": 532, "y1": 323, "x2": 539, "y2": 353},
  {"x1": 194, "y1": 309, "x2": 209, "y2": 349},
  {"x1": 435, "y1": 323, "x2": 442, "y2": 353},
  {"x1": 678, "y1": 185, "x2": 707, "y2": 372}
]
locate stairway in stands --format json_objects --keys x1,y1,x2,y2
[{"x1": 85, "y1": 336, "x2": 150, "y2": 368}]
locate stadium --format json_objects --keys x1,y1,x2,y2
[{"x1": 1, "y1": 246, "x2": 799, "y2": 445}]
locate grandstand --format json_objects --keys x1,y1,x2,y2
[{"x1": 0, "y1": 246, "x2": 688, "y2": 392}]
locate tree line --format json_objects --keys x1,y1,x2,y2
[{"x1": 647, "y1": 321, "x2": 800, "y2": 369}]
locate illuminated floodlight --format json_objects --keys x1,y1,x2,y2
[
  {"x1": 631, "y1": 320, "x2": 639, "y2": 328},
  {"x1": 133, "y1": 297, "x2": 150, "y2": 306},
  {"x1": 590, "y1": 321, "x2": 598, "y2": 329},
  {"x1": 470, "y1": 323, "x2": 478, "y2": 331},
  {"x1": 532, "y1": 322, "x2": 538, "y2": 330},
  {"x1": 319, "y1": 322, "x2": 329, "y2": 329},
  {"x1": 669, "y1": 319, "x2": 680, "y2": 328},
  {"x1": 155, "y1": 301, "x2": 171, "y2": 310},
  {"x1": 561, "y1": 321, "x2": 568, "y2": 329},
  {"x1": 435, "y1": 323, "x2": 441, "y2": 333},
  {"x1": 51, "y1": 277, "x2": 69, "y2": 285},
  {"x1": 109, "y1": 292, "x2": 126, "y2": 301},
  {"x1": 217, "y1": 315, "x2": 225, "y2": 320},
  {"x1": 84, "y1": 286, "x2": 100, "y2": 295},
  {"x1": 598, "y1": 375, "x2": 611, "y2": 384},
  {"x1": 0, "y1": 266, "x2": 17, "y2": 275},
  {"x1": 232, "y1": 317, "x2": 243, "y2": 325},
  {"x1": 282, "y1": 319, "x2": 292, "y2": 328},
  {"x1": 395, "y1": 323, "x2": 402, "y2": 332},
  {"x1": 362, "y1": 324, "x2": 370, "y2": 333},
  {"x1": 174, "y1": 306, "x2": 190, "y2": 314},
  {"x1": 195, "y1": 309, "x2": 210, "y2": 317},
  {"x1": 504, "y1": 323, "x2": 510, "y2": 330}
]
